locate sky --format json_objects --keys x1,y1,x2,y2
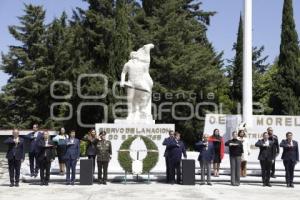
[{"x1": 0, "y1": 0, "x2": 300, "y2": 89}]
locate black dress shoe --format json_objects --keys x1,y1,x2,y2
[
  {"x1": 271, "y1": 175, "x2": 276, "y2": 178},
  {"x1": 15, "y1": 183, "x2": 19, "y2": 187},
  {"x1": 207, "y1": 182, "x2": 212, "y2": 186},
  {"x1": 287, "y1": 184, "x2": 290, "y2": 187},
  {"x1": 103, "y1": 181, "x2": 107, "y2": 185},
  {"x1": 71, "y1": 182, "x2": 75, "y2": 186},
  {"x1": 267, "y1": 183, "x2": 272, "y2": 187},
  {"x1": 200, "y1": 182, "x2": 205, "y2": 185},
  {"x1": 45, "y1": 182, "x2": 49, "y2": 186},
  {"x1": 263, "y1": 183, "x2": 266, "y2": 187},
  {"x1": 9, "y1": 183, "x2": 14, "y2": 187},
  {"x1": 290, "y1": 184, "x2": 294, "y2": 188}
]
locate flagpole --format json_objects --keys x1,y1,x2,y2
[{"x1": 243, "y1": 0, "x2": 253, "y2": 127}]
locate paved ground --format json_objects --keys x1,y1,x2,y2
[
  {"x1": 1, "y1": 153, "x2": 300, "y2": 200},
  {"x1": 0, "y1": 181, "x2": 300, "y2": 200}
]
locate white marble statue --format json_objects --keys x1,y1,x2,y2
[{"x1": 120, "y1": 43, "x2": 154, "y2": 123}]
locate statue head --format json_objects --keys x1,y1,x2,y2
[
  {"x1": 134, "y1": 43, "x2": 154, "y2": 63},
  {"x1": 129, "y1": 51, "x2": 138, "y2": 59},
  {"x1": 144, "y1": 43, "x2": 154, "y2": 49}
]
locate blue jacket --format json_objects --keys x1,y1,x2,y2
[
  {"x1": 195, "y1": 141, "x2": 215, "y2": 162},
  {"x1": 63, "y1": 138, "x2": 80, "y2": 160},
  {"x1": 280, "y1": 140, "x2": 299, "y2": 161},
  {"x1": 162, "y1": 137, "x2": 173, "y2": 157},
  {"x1": 166, "y1": 138, "x2": 187, "y2": 162},
  {"x1": 23, "y1": 131, "x2": 43, "y2": 153},
  {"x1": 4, "y1": 137, "x2": 25, "y2": 161}
]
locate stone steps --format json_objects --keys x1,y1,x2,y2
[
  {"x1": 1, "y1": 154, "x2": 300, "y2": 184},
  {"x1": 21, "y1": 173, "x2": 300, "y2": 184}
]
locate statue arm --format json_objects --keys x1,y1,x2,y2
[{"x1": 120, "y1": 64, "x2": 128, "y2": 87}]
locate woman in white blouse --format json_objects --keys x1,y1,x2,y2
[{"x1": 238, "y1": 129, "x2": 251, "y2": 177}]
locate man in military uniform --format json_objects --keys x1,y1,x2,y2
[{"x1": 94, "y1": 131, "x2": 112, "y2": 184}]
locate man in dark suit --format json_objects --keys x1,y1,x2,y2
[
  {"x1": 267, "y1": 127, "x2": 279, "y2": 178},
  {"x1": 37, "y1": 131, "x2": 55, "y2": 186},
  {"x1": 280, "y1": 132, "x2": 299, "y2": 188},
  {"x1": 167, "y1": 132, "x2": 187, "y2": 184},
  {"x1": 63, "y1": 130, "x2": 80, "y2": 185},
  {"x1": 162, "y1": 130, "x2": 174, "y2": 183},
  {"x1": 255, "y1": 132, "x2": 276, "y2": 187},
  {"x1": 195, "y1": 133, "x2": 215, "y2": 185},
  {"x1": 4, "y1": 128, "x2": 25, "y2": 187},
  {"x1": 24, "y1": 124, "x2": 43, "y2": 177}
]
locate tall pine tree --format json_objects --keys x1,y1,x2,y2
[
  {"x1": 228, "y1": 14, "x2": 269, "y2": 114},
  {"x1": 108, "y1": 0, "x2": 132, "y2": 81},
  {"x1": 136, "y1": 0, "x2": 231, "y2": 147},
  {"x1": 230, "y1": 15, "x2": 244, "y2": 103},
  {"x1": 0, "y1": 4, "x2": 47, "y2": 128},
  {"x1": 270, "y1": 0, "x2": 300, "y2": 115}
]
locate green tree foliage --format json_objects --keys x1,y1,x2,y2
[
  {"x1": 0, "y1": 4, "x2": 47, "y2": 128},
  {"x1": 0, "y1": 1, "x2": 239, "y2": 148},
  {"x1": 136, "y1": 0, "x2": 231, "y2": 147},
  {"x1": 227, "y1": 15, "x2": 269, "y2": 115},
  {"x1": 269, "y1": 0, "x2": 300, "y2": 115}
]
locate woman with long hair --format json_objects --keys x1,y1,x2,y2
[
  {"x1": 82, "y1": 129, "x2": 97, "y2": 174},
  {"x1": 208, "y1": 129, "x2": 224, "y2": 177},
  {"x1": 238, "y1": 129, "x2": 251, "y2": 177}
]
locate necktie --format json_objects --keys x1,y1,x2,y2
[{"x1": 45, "y1": 140, "x2": 48, "y2": 157}]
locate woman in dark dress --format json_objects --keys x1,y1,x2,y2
[
  {"x1": 53, "y1": 127, "x2": 68, "y2": 175},
  {"x1": 208, "y1": 129, "x2": 225, "y2": 177},
  {"x1": 82, "y1": 129, "x2": 97, "y2": 174}
]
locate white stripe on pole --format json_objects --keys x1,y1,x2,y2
[{"x1": 243, "y1": 0, "x2": 253, "y2": 127}]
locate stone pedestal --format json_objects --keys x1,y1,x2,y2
[{"x1": 95, "y1": 123, "x2": 174, "y2": 173}]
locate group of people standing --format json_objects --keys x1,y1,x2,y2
[
  {"x1": 163, "y1": 127, "x2": 299, "y2": 188},
  {"x1": 3, "y1": 124, "x2": 112, "y2": 187},
  {"x1": 4, "y1": 124, "x2": 299, "y2": 187}
]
